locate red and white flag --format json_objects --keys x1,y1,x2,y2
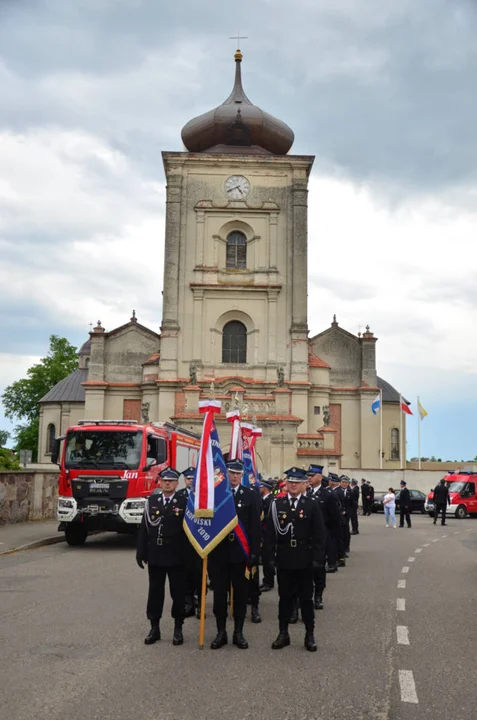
[
  {"x1": 400, "y1": 396, "x2": 413, "y2": 416},
  {"x1": 194, "y1": 400, "x2": 221, "y2": 518},
  {"x1": 226, "y1": 409, "x2": 242, "y2": 460}
]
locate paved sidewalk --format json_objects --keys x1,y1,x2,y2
[{"x1": 0, "y1": 520, "x2": 62, "y2": 555}]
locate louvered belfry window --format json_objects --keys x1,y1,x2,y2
[
  {"x1": 222, "y1": 321, "x2": 247, "y2": 364},
  {"x1": 226, "y1": 231, "x2": 247, "y2": 269}
]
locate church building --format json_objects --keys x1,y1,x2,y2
[{"x1": 39, "y1": 49, "x2": 408, "y2": 474}]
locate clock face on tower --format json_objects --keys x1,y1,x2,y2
[{"x1": 224, "y1": 175, "x2": 250, "y2": 200}]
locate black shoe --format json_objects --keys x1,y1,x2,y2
[
  {"x1": 433, "y1": 520, "x2": 436, "y2": 525},
  {"x1": 259, "y1": 583, "x2": 273, "y2": 592},
  {"x1": 351, "y1": 531, "x2": 357, "y2": 535},
  {"x1": 325, "y1": 565, "x2": 337, "y2": 573},
  {"x1": 232, "y1": 631, "x2": 249, "y2": 649},
  {"x1": 184, "y1": 604, "x2": 195, "y2": 618},
  {"x1": 355, "y1": 530, "x2": 360, "y2": 534},
  {"x1": 272, "y1": 631, "x2": 290, "y2": 650},
  {"x1": 407, "y1": 525, "x2": 411, "y2": 529},
  {"x1": 338, "y1": 559, "x2": 346, "y2": 567},
  {"x1": 251, "y1": 605, "x2": 261, "y2": 623},
  {"x1": 441, "y1": 523, "x2": 446, "y2": 526},
  {"x1": 172, "y1": 625, "x2": 184, "y2": 646},
  {"x1": 314, "y1": 594, "x2": 324, "y2": 610},
  {"x1": 304, "y1": 631, "x2": 317, "y2": 652},
  {"x1": 144, "y1": 624, "x2": 160, "y2": 645},
  {"x1": 210, "y1": 631, "x2": 228, "y2": 649}
]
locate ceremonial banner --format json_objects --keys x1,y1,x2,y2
[
  {"x1": 226, "y1": 409, "x2": 242, "y2": 460},
  {"x1": 249, "y1": 427, "x2": 262, "y2": 487},
  {"x1": 240, "y1": 422, "x2": 255, "y2": 488},
  {"x1": 193, "y1": 400, "x2": 221, "y2": 517},
  {"x1": 184, "y1": 407, "x2": 237, "y2": 558}
]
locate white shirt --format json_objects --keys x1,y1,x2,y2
[
  {"x1": 383, "y1": 492, "x2": 396, "y2": 510},
  {"x1": 287, "y1": 493, "x2": 302, "y2": 505}
]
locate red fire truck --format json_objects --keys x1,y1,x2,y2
[{"x1": 51, "y1": 420, "x2": 200, "y2": 546}]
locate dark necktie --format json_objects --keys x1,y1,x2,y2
[
  {"x1": 165, "y1": 498, "x2": 170, "y2": 507},
  {"x1": 291, "y1": 498, "x2": 297, "y2": 511}
]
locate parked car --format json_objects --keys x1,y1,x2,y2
[
  {"x1": 426, "y1": 472, "x2": 477, "y2": 519},
  {"x1": 371, "y1": 489, "x2": 426, "y2": 514}
]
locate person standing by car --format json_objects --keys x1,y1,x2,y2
[
  {"x1": 432, "y1": 478, "x2": 450, "y2": 526},
  {"x1": 367, "y1": 480, "x2": 375, "y2": 513},
  {"x1": 398, "y1": 480, "x2": 412, "y2": 528},
  {"x1": 361, "y1": 478, "x2": 370, "y2": 516},
  {"x1": 382, "y1": 488, "x2": 397, "y2": 528}
]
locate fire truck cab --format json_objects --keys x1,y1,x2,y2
[{"x1": 51, "y1": 420, "x2": 199, "y2": 546}]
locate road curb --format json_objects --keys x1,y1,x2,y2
[{"x1": 0, "y1": 534, "x2": 65, "y2": 557}]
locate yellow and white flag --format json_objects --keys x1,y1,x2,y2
[{"x1": 417, "y1": 400, "x2": 428, "y2": 421}]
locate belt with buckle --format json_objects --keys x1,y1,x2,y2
[
  {"x1": 157, "y1": 537, "x2": 163, "y2": 546},
  {"x1": 290, "y1": 539, "x2": 297, "y2": 548},
  {"x1": 228, "y1": 533, "x2": 235, "y2": 543}
]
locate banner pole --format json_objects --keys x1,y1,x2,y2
[
  {"x1": 399, "y1": 395, "x2": 404, "y2": 472},
  {"x1": 379, "y1": 389, "x2": 383, "y2": 470},
  {"x1": 199, "y1": 556, "x2": 208, "y2": 650},
  {"x1": 417, "y1": 396, "x2": 421, "y2": 471}
]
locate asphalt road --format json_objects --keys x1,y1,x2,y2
[{"x1": 1, "y1": 513, "x2": 476, "y2": 720}]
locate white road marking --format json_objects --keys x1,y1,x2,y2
[
  {"x1": 442, "y1": 535, "x2": 448, "y2": 538},
  {"x1": 398, "y1": 579, "x2": 406, "y2": 589},
  {"x1": 415, "y1": 548, "x2": 422, "y2": 553},
  {"x1": 399, "y1": 670, "x2": 419, "y2": 704},
  {"x1": 397, "y1": 626, "x2": 410, "y2": 645},
  {"x1": 397, "y1": 598, "x2": 406, "y2": 611},
  {"x1": 408, "y1": 557, "x2": 415, "y2": 562},
  {"x1": 423, "y1": 543, "x2": 430, "y2": 547},
  {"x1": 454, "y1": 531, "x2": 460, "y2": 535},
  {"x1": 432, "y1": 539, "x2": 439, "y2": 542},
  {"x1": 401, "y1": 566, "x2": 409, "y2": 574}
]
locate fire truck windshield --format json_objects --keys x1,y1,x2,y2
[{"x1": 65, "y1": 430, "x2": 143, "y2": 470}]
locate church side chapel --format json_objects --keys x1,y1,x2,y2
[{"x1": 39, "y1": 49, "x2": 407, "y2": 474}]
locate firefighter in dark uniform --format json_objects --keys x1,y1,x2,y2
[
  {"x1": 306, "y1": 464, "x2": 340, "y2": 605},
  {"x1": 399, "y1": 480, "x2": 412, "y2": 528},
  {"x1": 177, "y1": 467, "x2": 203, "y2": 619},
  {"x1": 266, "y1": 467, "x2": 326, "y2": 651},
  {"x1": 350, "y1": 478, "x2": 360, "y2": 533},
  {"x1": 136, "y1": 467, "x2": 187, "y2": 646},
  {"x1": 259, "y1": 479, "x2": 276, "y2": 592},
  {"x1": 329, "y1": 473, "x2": 347, "y2": 566},
  {"x1": 339, "y1": 475, "x2": 352, "y2": 554},
  {"x1": 208, "y1": 458, "x2": 261, "y2": 650}
]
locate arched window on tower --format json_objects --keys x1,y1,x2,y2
[
  {"x1": 222, "y1": 321, "x2": 247, "y2": 364},
  {"x1": 47, "y1": 423, "x2": 56, "y2": 454},
  {"x1": 390, "y1": 428, "x2": 400, "y2": 460},
  {"x1": 226, "y1": 231, "x2": 247, "y2": 270}
]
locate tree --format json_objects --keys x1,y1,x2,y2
[
  {"x1": 0, "y1": 448, "x2": 21, "y2": 470},
  {"x1": 2, "y1": 336, "x2": 78, "y2": 461},
  {"x1": 0, "y1": 430, "x2": 10, "y2": 447}
]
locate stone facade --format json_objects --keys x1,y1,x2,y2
[{"x1": 0, "y1": 471, "x2": 59, "y2": 525}]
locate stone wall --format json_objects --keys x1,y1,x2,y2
[
  {"x1": 342, "y1": 468, "x2": 456, "y2": 495},
  {"x1": 0, "y1": 470, "x2": 59, "y2": 525}
]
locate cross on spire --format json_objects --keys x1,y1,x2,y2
[{"x1": 229, "y1": 29, "x2": 248, "y2": 48}]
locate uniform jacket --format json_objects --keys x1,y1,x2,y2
[
  {"x1": 368, "y1": 484, "x2": 375, "y2": 502},
  {"x1": 261, "y1": 492, "x2": 274, "y2": 532},
  {"x1": 433, "y1": 483, "x2": 450, "y2": 505},
  {"x1": 361, "y1": 483, "x2": 370, "y2": 500},
  {"x1": 309, "y1": 485, "x2": 341, "y2": 527},
  {"x1": 399, "y1": 487, "x2": 411, "y2": 509},
  {"x1": 209, "y1": 485, "x2": 261, "y2": 567},
  {"x1": 266, "y1": 494, "x2": 326, "y2": 570},
  {"x1": 350, "y1": 486, "x2": 360, "y2": 507},
  {"x1": 136, "y1": 492, "x2": 187, "y2": 567}
]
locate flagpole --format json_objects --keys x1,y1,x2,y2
[
  {"x1": 379, "y1": 389, "x2": 383, "y2": 470},
  {"x1": 199, "y1": 557, "x2": 208, "y2": 650},
  {"x1": 399, "y1": 394, "x2": 403, "y2": 472},
  {"x1": 417, "y1": 396, "x2": 421, "y2": 471}
]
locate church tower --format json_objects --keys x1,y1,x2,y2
[{"x1": 157, "y1": 50, "x2": 314, "y2": 463}]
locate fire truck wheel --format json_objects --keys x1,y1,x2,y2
[{"x1": 65, "y1": 524, "x2": 88, "y2": 547}]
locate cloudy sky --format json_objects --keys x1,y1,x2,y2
[{"x1": 1, "y1": 0, "x2": 476, "y2": 461}]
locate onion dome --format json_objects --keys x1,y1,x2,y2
[{"x1": 181, "y1": 50, "x2": 294, "y2": 155}]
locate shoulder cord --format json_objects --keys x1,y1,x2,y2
[
  {"x1": 144, "y1": 501, "x2": 163, "y2": 530},
  {"x1": 271, "y1": 499, "x2": 295, "y2": 538}
]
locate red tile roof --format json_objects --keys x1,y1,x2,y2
[{"x1": 308, "y1": 352, "x2": 331, "y2": 369}]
